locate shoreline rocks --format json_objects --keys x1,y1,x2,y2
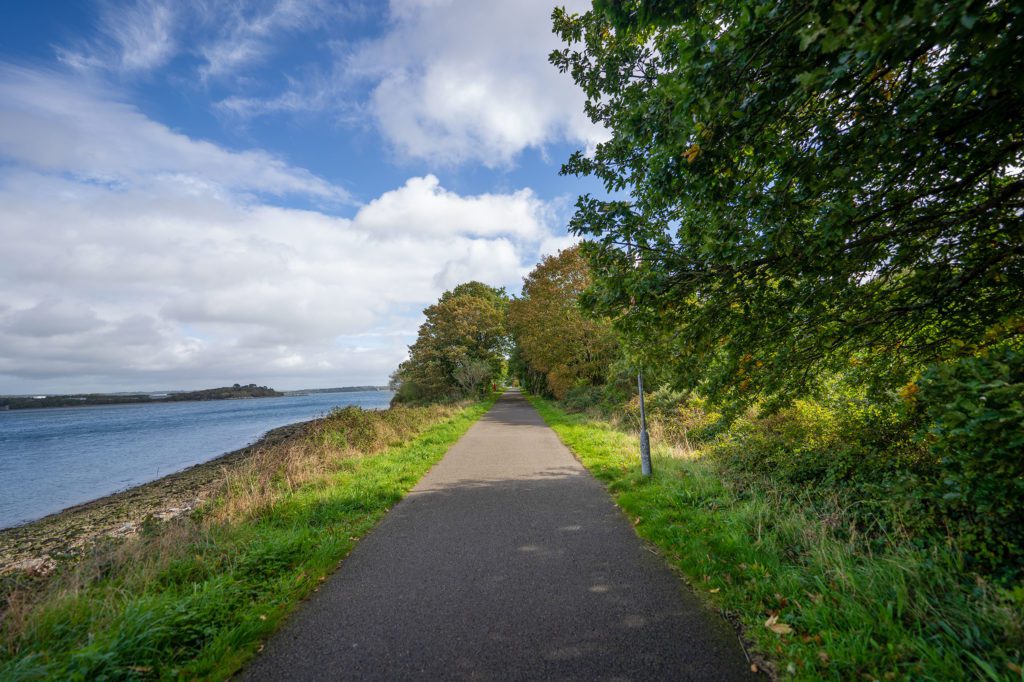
[{"x1": 0, "y1": 419, "x2": 313, "y2": 574}]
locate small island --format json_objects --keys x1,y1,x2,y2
[{"x1": 0, "y1": 384, "x2": 282, "y2": 410}]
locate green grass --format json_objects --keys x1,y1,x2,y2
[
  {"x1": 0, "y1": 396, "x2": 496, "y2": 681},
  {"x1": 526, "y1": 394, "x2": 1024, "y2": 681}
]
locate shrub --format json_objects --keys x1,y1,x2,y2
[
  {"x1": 696, "y1": 384, "x2": 938, "y2": 545},
  {"x1": 917, "y1": 347, "x2": 1024, "y2": 580},
  {"x1": 561, "y1": 385, "x2": 605, "y2": 413}
]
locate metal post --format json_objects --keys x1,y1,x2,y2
[
  {"x1": 637, "y1": 369, "x2": 652, "y2": 477},
  {"x1": 626, "y1": 240, "x2": 652, "y2": 478}
]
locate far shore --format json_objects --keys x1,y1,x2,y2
[
  {"x1": 0, "y1": 385, "x2": 390, "y2": 411},
  {"x1": 0, "y1": 417, "x2": 318, "y2": 574}
]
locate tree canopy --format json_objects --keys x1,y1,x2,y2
[
  {"x1": 509, "y1": 246, "x2": 618, "y2": 398},
  {"x1": 551, "y1": 0, "x2": 1024, "y2": 408},
  {"x1": 391, "y1": 282, "x2": 509, "y2": 402}
]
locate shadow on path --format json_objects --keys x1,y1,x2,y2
[{"x1": 241, "y1": 390, "x2": 754, "y2": 681}]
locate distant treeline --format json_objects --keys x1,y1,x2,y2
[
  {"x1": 0, "y1": 384, "x2": 282, "y2": 410},
  {"x1": 286, "y1": 386, "x2": 388, "y2": 395}
]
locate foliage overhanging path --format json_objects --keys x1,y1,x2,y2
[{"x1": 241, "y1": 389, "x2": 753, "y2": 681}]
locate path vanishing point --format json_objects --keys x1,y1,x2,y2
[{"x1": 241, "y1": 389, "x2": 754, "y2": 681}]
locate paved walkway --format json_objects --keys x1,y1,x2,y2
[{"x1": 241, "y1": 390, "x2": 753, "y2": 681}]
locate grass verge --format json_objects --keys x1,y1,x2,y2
[
  {"x1": 0, "y1": 395, "x2": 496, "y2": 680},
  {"x1": 526, "y1": 394, "x2": 1023, "y2": 681}
]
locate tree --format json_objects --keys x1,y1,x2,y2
[
  {"x1": 509, "y1": 246, "x2": 618, "y2": 398},
  {"x1": 453, "y1": 358, "x2": 494, "y2": 396},
  {"x1": 551, "y1": 1, "x2": 1024, "y2": 409},
  {"x1": 392, "y1": 282, "x2": 509, "y2": 402}
]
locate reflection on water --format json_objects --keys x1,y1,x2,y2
[{"x1": 0, "y1": 390, "x2": 392, "y2": 528}]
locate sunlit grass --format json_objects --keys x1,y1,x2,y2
[
  {"x1": 0, "y1": 396, "x2": 496, "y2": 680},
  {"x1": 527, "y1": 394, "x2": 1023, "y2": 681}
]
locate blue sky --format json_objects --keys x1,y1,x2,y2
[{"x1": 0, "y1": 0, "x2": 602, "y2": 393}]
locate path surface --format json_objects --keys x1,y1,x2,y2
[{"x1": 241, "y1": 390, "x2": 753, "y2": 681}]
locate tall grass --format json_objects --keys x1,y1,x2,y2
[
  {"x1": 0, "y1": 397, "x2": 496, "y2": 680},
  {"x1": 527, "y1": 395, "x2": 1024, "y2": 681}
]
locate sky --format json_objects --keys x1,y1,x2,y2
[{"x1": 0, "y1": 0, "x2": 605, "y2": 394}]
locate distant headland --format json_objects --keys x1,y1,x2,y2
[{"x1": 0, "y1": 384, "x2": 387, "y2": 410}]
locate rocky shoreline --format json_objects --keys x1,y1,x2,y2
[{"x1": 0, "y1": 419, "x2": 314, "y2": 575}]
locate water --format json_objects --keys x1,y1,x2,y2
[{"x1": 0, "y1": 390, "x2": 393, "y2": 529}]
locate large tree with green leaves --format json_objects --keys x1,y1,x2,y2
[
  {"x1": 552, "y1": 0, "x2": 1024, "y2": 408},
  {"x1": 509, "y1": 246, "x2": 618, "y2": 398},
  {"x1": 392, "y1": 282, "x2": 509, "y2": 402}
]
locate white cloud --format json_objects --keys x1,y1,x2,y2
[
  {"x1": 196, "y1": 0, "x2": 333, "y2": 81},
  {"x1": 109, "y1": 0, "x2": 178, "y2": 72},
  {"x1": 56, "y1": 0, "x2": 337, "y2": 82},
  {"x1": 58, "y1": 0, "x2": 178, "y2": 74},
  {"x1": 216, "y1": 69, "x2": 340, "y2": 117},
  {"x1": 218, "y1": 0, "x2": 607, "y2": 166},
  {"x1": 346, "y1": 0, "x2": 606, "y2": 165},
  {"x1": 2, "y1": 300, "x2": 104, "y2": 338},
  {"x1": 0, "y1": 66, "x2": 559, "y2": 392},
  {"x1": 0, "y1": 65, "x2": 349, "y2": 202},
  {"x1": 354, "y1": 175, "x2": 549, "y2": 241},
  {"x1": 0, "y1": 172, "x2": 544, "y2": 390},
  {"x1": 53, "y1": 0, "x2": 605, "y2": 169}
]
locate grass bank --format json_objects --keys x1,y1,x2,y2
[
  {"x1": 0, "y1": 396, "x2": 496, "y2": 680},
  {"x1": 526, "y1": 394, "x2": 1023, "y2": 681}
]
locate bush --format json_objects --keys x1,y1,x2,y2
[
  {"x1": 689, "y1": 383, "x2": 939, "y2": 545},
  {"x1": 561, "y1": 385, "x2": 605, "y2": 413},
  {"x1": 319, "y1": 404, "x2": 454, "y2": 453},
  {"x1": 917, "y1": 347, "x2": 1024, "y2": 580}
]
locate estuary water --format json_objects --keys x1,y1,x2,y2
[{"x1": 0, "y1": 390, "x2": 393, "y2": 529}]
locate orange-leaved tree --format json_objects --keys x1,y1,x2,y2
[{"x1": 509, "y1": 246, "x2": 617, "y2": 399}]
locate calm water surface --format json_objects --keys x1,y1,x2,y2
[{"x1": 0, "y1": 390, "x2": 392, "y2": 529}]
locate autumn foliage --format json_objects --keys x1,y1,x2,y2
[{"x1": 509, "y1": 246, "x2": 618, "y2": 399}]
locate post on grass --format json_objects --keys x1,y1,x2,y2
[{"x1": 627, "y1": 241, "x2": 653, "y2": 478}]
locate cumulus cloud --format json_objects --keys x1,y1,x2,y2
[
  {"x1": 218, "y1": 0, "x2": 606, "y2": 166},
  {"x1": 0, "y1": 173, "x2": 544, "y2": 390},
  {"x1": 59, "y1": 0, "x2": 605, "y2": 168},
  {"x1": 354, "y1": 175, "x2": 550, "y2": 240},
  {"x1": 0, "y1": 66, "x2": 561, "y2": 393},
  {"x1": 347, "y1": 0, "x2": 606, "y2": 165},
  {"x1": 55, "y1": 0, "x2": 605, "y2": 169}
]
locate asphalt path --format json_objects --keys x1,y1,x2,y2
[{"x1": 240, "y1": 389, "x2": 754, "y2": 681}]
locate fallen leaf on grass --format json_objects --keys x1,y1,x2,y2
[
  {"x1": 817, "y1": 651, "x2": 830, "y2": 665},
  {"x1": 764, "y1": 615, "x2": 793, "y2": 635},
  {"x1": 1007, "y1": 662, "x2": 1022, "y2": 674},
  {"x1": 709, "y1": 588, "x2": 720, "y2": 593}
]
